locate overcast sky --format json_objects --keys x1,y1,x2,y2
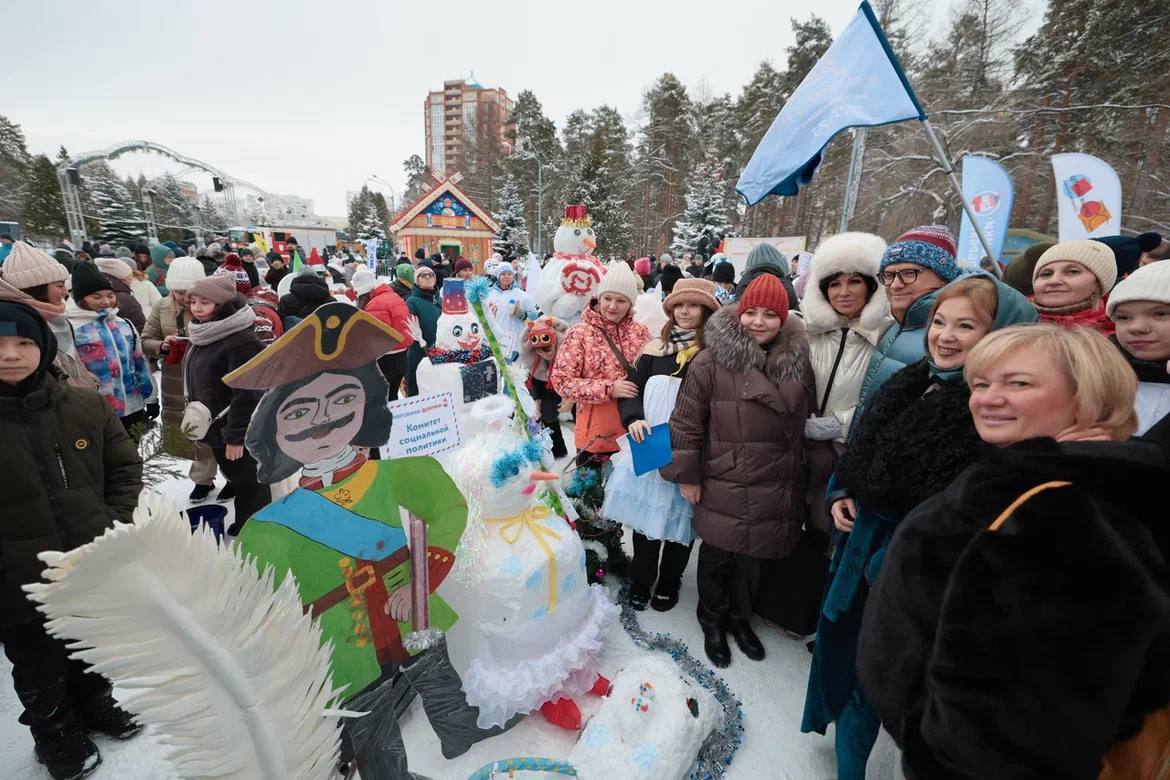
[{"x1": 8, "y1": 0, "x2": 1041, "y2": 217}]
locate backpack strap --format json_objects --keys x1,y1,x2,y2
[{"x1": 988, "y1": 481, "x2": 1072, "y2": 532}]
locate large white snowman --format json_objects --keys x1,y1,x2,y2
[
  {"x1": 451, "y1": 431, "x2": 618, "y2": 731},
  {"x1": 415, "y1": 279, "x2": 508, "y2": 436},
  {"x1": 532, "y1": 204, "x2": 606, "y2": 326}
]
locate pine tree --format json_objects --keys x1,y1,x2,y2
[
  {"x1": 81, "y1": 161, "x2": 146, "y2": 245},
  {"x1": 403, "y1": 155, "x2": 433, "y2": 204},
  {"x1": 491, "y1": 174, "x2": 530, "y2": 260},
  {"x1": 671, "y1": 154, "x2": 734, "y2": 259},
  {"x1": 347, "y1": 185, "x2": 384, "y2": 240},
  {"x1": 780, "y1": 16, "x2": 834, "y2": 99},
  {"x1": 148, "y1": 174, "x2": 197, "y2": 243},
  {"x1": 20, "y1": 155, "x2": 68, "y2": 238},
  {"x1": 559, "y1": 106, "x2": 635, "y2": 254},
  {"x1": 195, "y1": 195, "x2": 228, "y2": 236},
  {"x1": 633, "y1": 74, "x2": 696, "y2": 252},
  {"x1": 0, "y1": 114, "x2": 33, "y2": 222},
  {"x1": 506, "y1": 90, "x2": 564, "y2": 255},
  {"x1": 370, "y1": 192, "x2": 394, "y2": 238}
]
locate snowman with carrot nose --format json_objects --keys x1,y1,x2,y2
[{"x1": 451, "y1": 432, "x2": 619, "y2": 732}]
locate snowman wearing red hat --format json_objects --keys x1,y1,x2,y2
[{"x1": 532, "y1": 205, "x2": 606, "y2": 326}]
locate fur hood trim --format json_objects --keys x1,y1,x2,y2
[
  {"x1": 702, "y1": 304, "x2": 809, "y2": 386},
  {"x1": 800, "y1": 232, "x2": 891, "y2": 339}
]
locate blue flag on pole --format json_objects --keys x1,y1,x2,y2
[
  {"x1": 956, "y1": 155, "x2": 1014, "y2": 267},
  {"x1": 736, "y1": 0, "x2": 926, "y2": 206}
]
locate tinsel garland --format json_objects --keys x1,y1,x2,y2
[
  {"x1": 618, "y1": 582, "x2": 745, "y2": 779},
  {"x1": 465, "y1": 281, "x2": 567, "y2": 519}
]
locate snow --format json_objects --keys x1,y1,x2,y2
[{"x1": 0, "y1": 421, "x2": 900, "y2": 779}]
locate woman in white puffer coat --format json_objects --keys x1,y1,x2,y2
[{"x1": 799, "y1": 232, "x2": 892, "y2": 449}]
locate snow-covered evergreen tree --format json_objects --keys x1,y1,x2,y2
[
  {"x1": 149, "y1": 174, "x2": 196, "y2": 243},
  {"x1": 491, "y1": 174, "x2": 530, "y2": 260},
  {"x1": 20, "y1": 155, "x2": 68, "y2": 238},
  {"x1": 194, "y1": 195, "x2": 228, "y2": 236},
  {"x1": 347, "y1": 185, "x2": 384, "y2": 240},
  {"x1": 81, "y1": 161, "x2": 146, "y2": 245},
  {"x1": 671, "y1": 154, "x2": 733, "y2": 260},
  {"x1": 0, "y1": 114, "x2": 33, "y2": 221}
]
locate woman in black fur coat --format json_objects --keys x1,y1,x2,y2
[
  {"x1": 803, "y1": 276, "x2": 1039, "y2": 779},
  {"x1": 858, "y1": 324, "x2": 1170, "y2": 779}
]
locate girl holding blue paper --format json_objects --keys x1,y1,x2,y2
[{"x1": 601, "y1": 279, "x2": 720, "y2": 612}]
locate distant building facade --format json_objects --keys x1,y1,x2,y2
[{"x1": 424, "y1": 76, "x2": 515, "y2": 177}]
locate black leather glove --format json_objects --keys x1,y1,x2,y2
[{"x1": 145, "y1": 401, "x2": 161, "y2": 421}]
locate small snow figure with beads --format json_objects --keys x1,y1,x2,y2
[
  {"x1": 416, "y1": 279, "x2": 506, "y2": 435},
  {"x1": 532, "y1": 205, "x2": 605, "y2": 326},
  {"x1": 451, "y1": 432, "x2": 619, "y2": 731}
]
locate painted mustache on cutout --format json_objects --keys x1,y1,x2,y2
[{"x1": 283, "y1": 412, "x2": 356, "y2": 442}]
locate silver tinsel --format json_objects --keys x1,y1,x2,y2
[{"x1": 617, "y1": 583, "x2": 745, "y2": 779}]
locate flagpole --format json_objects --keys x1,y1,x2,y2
[
  {"x1": 839, "y1": 128, "x2": 868, "y2": 232},
  {"x1": 920, "y1": 119, "x2": 1004, "y2": 278}
]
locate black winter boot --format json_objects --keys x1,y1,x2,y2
[
  {"x1": 697, "y1": 606, "x2": 730, "y2": 668},
  {"x1": 79, "y1": 692, "x2": 142, "y2": 740},
  {"x1": 33, "y1": 722, "x2": 101, "y2": 780},
  {"x1": 729, "y1": 616, "x2": 765, "y2": 661}
]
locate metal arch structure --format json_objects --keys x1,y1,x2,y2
[{"x1": 57, "y1": 139, "x2": 274, "y2": 243}]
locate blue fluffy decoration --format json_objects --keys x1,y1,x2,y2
[
  {"x1": 489, "y1": 439, "x2": 547, "y2": 487},
  {"x1": 467, "y1": 276, "x2": 492, "y2": 304},
  {"x1": 565, "y1": 466, "x2": 600, "y2": 497}
]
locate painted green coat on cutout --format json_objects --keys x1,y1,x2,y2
[{"x1": 237, "y1": 456, "x2": 466, "y2": 698}]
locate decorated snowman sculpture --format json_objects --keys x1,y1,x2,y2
[
  {"x1": 532, "y1": 204, "x2": 606, "y2": 326},
  {"x1": 415, "y1": 279, "x2": 508, "y2": 435},
  {"x1": 453, "y1": 432, "x2": 619, "y2": 732}
]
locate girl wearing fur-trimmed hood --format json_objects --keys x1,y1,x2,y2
[{"x1": 662, "y1": 274, "x2": 815, "y2": 669}]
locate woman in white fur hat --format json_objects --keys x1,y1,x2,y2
[{"x1": 797, "y1": 232, "x2": 892, "y2": 539}]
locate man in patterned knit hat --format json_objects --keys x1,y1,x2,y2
[{"x1": 854, "y1": 225, "x2": 961, "y2": 415}]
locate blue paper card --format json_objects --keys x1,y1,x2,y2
[{"x1": 629, "y1": 423, "x2": 673, "y2": 476}]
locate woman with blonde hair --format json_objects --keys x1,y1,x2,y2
[
  {"x1": 804, "y1": 274, "x2": 1038, "y2": 780},
  {"x1": 858, "y1": 324, "x2": 1169, "y2": 779}
]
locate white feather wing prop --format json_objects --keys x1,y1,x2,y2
[{"x1": 24, "y1": 491, "x2": 344, "y2": 780}]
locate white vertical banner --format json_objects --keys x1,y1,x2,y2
[
  {"x1": 1051, "y1": 153, "x2": 1122, "y2": 240},
  {"x1": 364, "y1": 239, "x2": 380, "y2": 270}
]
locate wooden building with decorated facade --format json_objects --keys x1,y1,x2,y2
[{"x1": 390, "y1": 171, "x2": 499, "y2": 270}]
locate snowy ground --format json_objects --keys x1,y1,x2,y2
[{"x1": 0, "y1": 421, "x2": 899, "y2": 779}]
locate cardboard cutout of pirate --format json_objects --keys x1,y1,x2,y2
[{"x1": 225, "y1": 302, "x2": 508, "y2": 778}]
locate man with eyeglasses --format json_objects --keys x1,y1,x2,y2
[{"x1": 854, "y1": 225, "x2": 962, "y2": 416}]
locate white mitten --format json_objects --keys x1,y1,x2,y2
[{"x1": 804, "y1": 415, "x2": 843, "y2": 441}]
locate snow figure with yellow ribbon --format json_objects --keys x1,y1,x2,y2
[
  {"x1": 532, "y1": 205, "x2": 606, "y2": 326},
  {"x1": 451, "y1": 431, "x2": 619, "y2": 731}
]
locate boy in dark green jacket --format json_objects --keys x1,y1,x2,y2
[{"x1": 0, "y1": 301, "x2": 144, "y2": 780}]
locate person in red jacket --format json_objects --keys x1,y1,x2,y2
[{"x1": 354, "y1": 268, "x2": 415, "y2": 401}]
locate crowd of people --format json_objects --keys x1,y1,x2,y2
[{"x1": 0, "y1": 222, "x2": 1168, "y2": 779}]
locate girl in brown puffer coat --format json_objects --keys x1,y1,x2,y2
[{"x1": 663, "y1": 274, "x2": 814, "y2": 669}]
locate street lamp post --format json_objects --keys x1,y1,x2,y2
[{"x1": 368, "y1": 174, "x2": 397, "y2": 213}]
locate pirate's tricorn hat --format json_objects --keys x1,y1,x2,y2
[{"x1": 224, "y1": 302, "x2": 403, "y2": 390}]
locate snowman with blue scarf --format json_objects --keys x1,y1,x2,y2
[
  {"x1": 415, "y1": 279, "x2": 506, "y2": 435},
  {"x1": 451, "y1": 431, "x2": 619, "y2": 732}
]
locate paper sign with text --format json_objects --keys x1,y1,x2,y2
[{"x1": 379, "y1": 391, "x2": 462, "y2": 459}]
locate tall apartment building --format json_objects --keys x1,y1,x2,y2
[{"x1": 424, "y1": 76, "x2": 515, "y2": 177}]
